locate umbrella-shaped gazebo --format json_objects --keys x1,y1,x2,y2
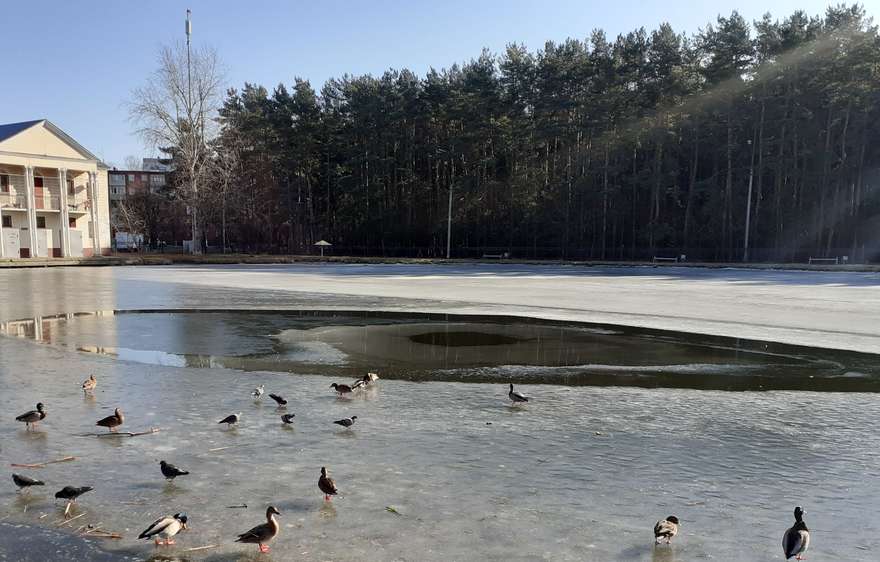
[{"x1": 314, "y1": 240, "x2": 332, "y2": 257}]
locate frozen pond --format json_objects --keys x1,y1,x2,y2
[{"x1": 0, "y1": 266, "x2": 879, "y2": 561}]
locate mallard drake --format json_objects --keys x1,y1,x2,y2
[
  {"x1": 54, "y1": 485, "x2": 93, "y2": 502},
  {"x1": 15, "y1": 402, "x2": 46, "y2": 430},
  {"x1": 269, "y1": 393, "x2": 288, "y2": 407},
  {"x1": 236, "y1": 505, "x2": 280, "y2": 553},
  {"x1": 333, "y1": 416, "x2": 357, "y2": 428},
  {"x1": 653, "y1": 515, "x2": 680, "y2": 544},
  {"x1": 82, "y1": 374, "x2": 97, "y2": 393},
  {"x1": 331, "y1": 383, "x2": 353, "y2": 396},
  {"x1": 139, "y1": 512, "x2": 188, "y2": 546},
  {"x1": 95, "y1": 408, "x2": 124, "y2": 432},
  {"x1": 159, "y1": 460, "x2": 189, "y2": 481},
  {"x1": 508, "y1": 383, "x2": 529, "y2": 404},
  {"x1": 783, "y1": 506, "x2": 810, "y2": 560},
  {"x1": 218, "y1": 413, "x2": 241, "y2": 427},
  {"x1": 12, "y1": 473, "x2": 45, "y2": 492},
  {"x1": 319, "y1": 466, "x2": 338, "y2": 501},
  {"x1": 252, "y1": 385, "x2": 264, "y2": 399},
  {"x1": 281, "y1": 413, "x2": 296, "y2": 425}
]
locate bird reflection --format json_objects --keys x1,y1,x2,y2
[
  {"x1": 652, "y1": 545, "x2": 678, "y2": 562},
  {"x1": 319, "y1": 502, "x2": 337, "y2": 520}
]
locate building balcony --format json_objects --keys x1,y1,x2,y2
[
  {"x1": 67, "y1": 194, "x2": 90, "y2": 214},
  {"x1": 0, "y1": 192, "x2": 27, "y2": 210}
]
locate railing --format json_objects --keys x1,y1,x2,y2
[
  {"x1": 67, "y1": 194, "x2": 90, "y2": 212},
  {"x1": 0, "y1": 192, "x2": 27, "y2": 208},
  {"x1": 34, "y1": 194, "x2": 61, "y2": 210}
]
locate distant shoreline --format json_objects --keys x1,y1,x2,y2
[{"x1": 1, "y1": 253, "x2": 878, "y2": 272}]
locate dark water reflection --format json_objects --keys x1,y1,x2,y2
[{"x1": 2, "y1": 309, "x2": 879, "y2": 391}]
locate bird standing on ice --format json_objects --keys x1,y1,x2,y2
[
  {"x1": 235, "y1": 505, "x2": 280, "y2": 553},
  {"x1": 508, "y1": 383, "x2": 529, "y2": 404},
  {"x1": 15, "y1": 402, "x2": 46, "y2": 430},
  {"x1": 333, "y1": 416, "x2": 357, "y2": 429},
  {"x1": 653, "y1": 515, "x2": 680, "y2": 544},
  {"x1": 252, "y1": 385, "x2": 264, "y2": 399},
  {"x1": 318, "y1": 466, "x2": 338, "y2": 501},
  {"x1": 782, "y1": 506, "x2": 810, "y2": 560},
  {"x1": 160, "y1": 460, "x2": 190, "y2": 481},
  {"x1": 82, "y1": 374, "x2": 97, "y2": 394},
  {"x1": 12, "y1": 473, "x2": 45, "y2": 493},
  {"x1": 139, "y1": 512, "x2": 188, "y2": 546},
  {"x1": 269, "y1": 393, "x2": 288, "y2": 407},
  {"x1": 331, "y1": 383, "x2": 354, "y2": 396},
  {"x1": 95, "y1": 407, "x2": 124, "y2": 432},
  {"x1": 218, "y1": 413, "x2": 241, "y2": 428}
]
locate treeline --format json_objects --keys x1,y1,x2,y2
[{"x1": 194, "y1": 4, "x2": 880, "y2": 261}]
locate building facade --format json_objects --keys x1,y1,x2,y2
[{"x1": 0, "y1": 120, "x2": 111, "y2": 258}]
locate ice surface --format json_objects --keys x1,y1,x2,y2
[{"x1": 0, "y1": 265, "x2": 878, "y2": 560}]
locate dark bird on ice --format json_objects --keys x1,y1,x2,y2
[
  {"x1": 138, "y1": 512, "x2": 188, "y2": 546},
  {"x1": 782, "y1": 506, "x2": 810, "y2": 560},
  {"x1": 235, "y1": 505, "x2": 280, "y2": 553},
  {"x1": 268, "y1": 393, "x2": 288, "y2": 407},
  {"x1": 95, "y1": 407, "x2": 124, "y2": 432},
  {"x1": 54, "y1": 485, "x2": 93, "y2": 502},
  {"x1": 281, "y1": 413, "x2": 296, "y2": 425},
  {"x1": 331, "y1": 383, "x2": 353, "y2": 396},
  {"x1": 653, "y1": 515, "x2": 680, "y2": 544},
  {"x1": 508, "y1": 383, "x2": 529, "y2": 404},
  {"x1": 159, "y1": 460, "x2": 190, "y2": 481},
  {"x1": 15, "y1": 402, "x2": 46, "y2": 430},
  {"x1": 218, "y1": 413, "x2": 241, "y2": 427},
  {"x1": 12, "y1": 473, "x2": 45, "y2": 492},
  {"x1": 333, "y1": 416, "x2": 358, "y2": 428},
  {"x1": 318, "y1": 466, "x2": 338, "y2": 501}
]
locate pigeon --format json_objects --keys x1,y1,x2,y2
[
  {"x1": 333, "y1": 416, "x2": 358, "y2": 428},
  {"x1": 281, "y1": 413, "x2": 296, "y2": 425},
  {"x1": 12, "y1": 473, "x2": 45, "y2": 492},
  {"x1": 269, "y1": 394, "x2": 288, "y2": 407},
  {"x1": 54, "y1": 485, "x2": 93, "y2": 502},
  {"x1": 159, "y1": 460, "x2": 190, "y2": 481},
  {"x1": 218, "y1": 413, "x2": 241, "y2": 427},
  {"x1": 252, "y1": 385, "x2": 264, "y2": 399}
]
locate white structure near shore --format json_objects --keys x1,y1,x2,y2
[{"x1": 0, "y1": 120, "x2": 111, "y2": 258}]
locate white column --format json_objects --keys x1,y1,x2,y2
[
  {"x1": 24, "y1": 166, "x2": 37, "y2": 256},
  {"x1": 0, "y1": 200, "x2": 5, "y2": 258},
  {"x1": 58, "y1": 169, "x2": 70, "y2": 257},
  {"x1": 88, "y1": 172, "x2": 100, "y2": 255}
]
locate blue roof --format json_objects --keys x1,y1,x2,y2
[{"x1": 0, "y1": 119, "x2": 43, "y2": 143}]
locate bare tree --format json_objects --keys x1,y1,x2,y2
[
  {"x1": 123, "y1": 155, "x2": 142, "y2": 170},
  {"x1": 111, "y1": 201, "x2": 146, "y2": 251},
  {"x1": 210, "y1": 132, "x2": 243, "y2": 253},
  {"x1": 128, "y1": 41, "x2": 223, "y2": 254}
]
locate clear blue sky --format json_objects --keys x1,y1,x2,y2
[{"x1": 0, "y1": 0, "x2": 869, "y2": 167}]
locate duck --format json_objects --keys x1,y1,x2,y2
[
  {"x1": 54, "y1": 485, "x2": 93, "y2": 502},
  {"x1": 782, "y1": 506, "x2": 810, "y2": 560},
  {"x1": 235, "y1": 505, "x2": 280, "y2": 553},
  {"x1": 95, "y1": 407, "x2": 124, "y2": 432},
  {"x1": 318, "y1": 466, "x2": 338, "y2": 501},
  {"x1": 81, "y1": 374, "x2": 97, "y2": 393},
  {"x1": 269, "y1": 393, "x2": 288, "y2": 407},
  {"x1": 218, "y1": 413, "x2": 241, "y2": 427},
  {"x1": 159, "y1": 460, "x2": 190, "y2": 481},
  {"x1": 653, "y1": 515, "x2": 680, "y2": 544},
  {"x1": 15, "y1": 402, "x2": 46, "y2": 430},
  {"x1": 281, "y1": 413, "x2": 296, "y2": 425},
  {"x1": 331, "y1": 383, "x2": 353, "y2": 396},
  {"x1": 139, "y1": 512, "x2": 188, "y2": 546},
  {"x1": 252, "y1": 385, "x2": 264, "y2": 399},
  {"x1": 508, "y1": 383, "x2": 529, "y2": 404},
  {"x1": 333, "y1": 416, "x2": 358, "y2": 428},
  {"x1": 352, "y1": 372, "x2": 379, "y2": 389},
  {"x1": 12, "y1": 473, "x2": 45, "y2": 493}
]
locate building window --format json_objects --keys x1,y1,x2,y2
[
  {"x1": 67, "y1": 179, "x2": 75, "y2": 196},
  {"x1": 149, "y1": 174, "x2": 166, "y2": 187},
  {"x1": 109, "y1": 174, "x2": 125, "y2": 186},
  {"x1": 36, "y1": 216, "x2": 46, "y2": 228},
  {"x1": 1, "y1": 215, "x2": 10, "y2": 228},
  {"x1": 0, "y1": 174, "x2": 9, "y2": 193},
  {"x1": 69, "y1": 217, "x2": 76, "y2": 228},
  {"x1": 127, "y1": 174, "x2": 135, "y2": 183}
]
